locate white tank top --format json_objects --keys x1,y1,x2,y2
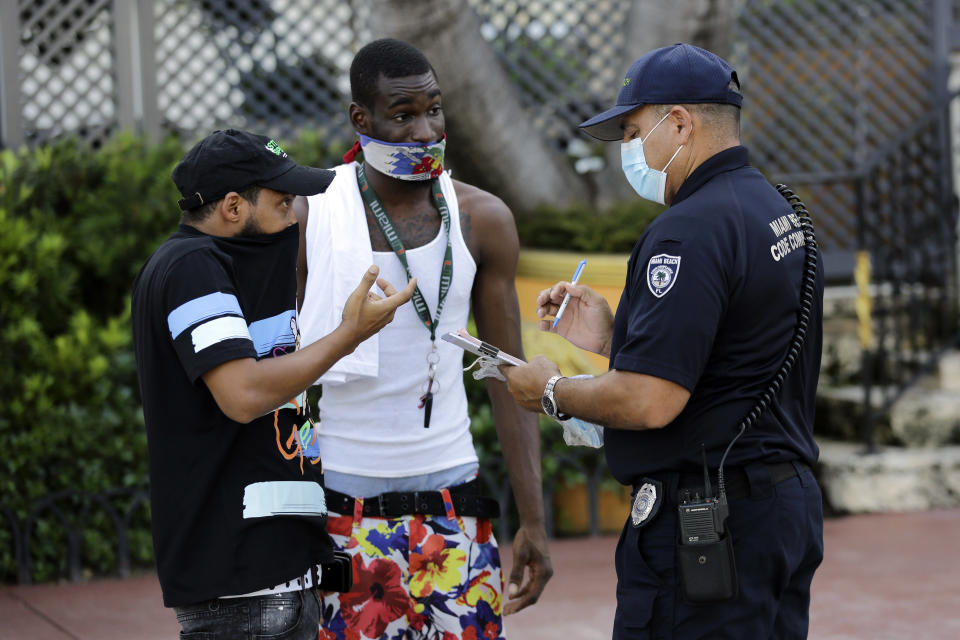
[{"x1": 317, "y1": 172, "x2": 478, "y2": 477}]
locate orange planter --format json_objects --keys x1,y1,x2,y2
[{"x1": 552, "y1": 480, "x2": 633, "y2": 535}]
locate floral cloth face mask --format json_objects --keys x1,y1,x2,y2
[{"x1": 343, "y1": 134, "x2": 446, "y2": 180}]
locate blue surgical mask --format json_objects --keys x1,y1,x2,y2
[{"x1": 620, "y1": 112, "x2": 684, "y2": 204}]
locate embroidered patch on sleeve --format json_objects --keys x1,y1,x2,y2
[{"x1": 647, "y1": 254, "x2": 681, "y2": 298}]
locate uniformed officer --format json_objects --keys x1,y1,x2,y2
[{"x1": 501, "y1": 43, "x2": 825, "y2": 639}]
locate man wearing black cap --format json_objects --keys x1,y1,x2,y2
[
  {"x1": 501, "y1": 44, "x2": 825, "y2": 638},
  {"x1": 132, "y1": 129, "x2": 415, "y2": 638}
]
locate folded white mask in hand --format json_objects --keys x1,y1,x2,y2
[
  {"x1": 556, "y1": 374, "x2": 604, "y2": 448},
  {"x1": 559, "y1": 416, "x2": 604, "y2": 448}
]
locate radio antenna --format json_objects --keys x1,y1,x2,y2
[{"x1": 701, "y1": 444, "x2": 713, "y2": 498}]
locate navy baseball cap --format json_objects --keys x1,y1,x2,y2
[
  {"x1": 172, "y1": 129, "x2": 336, "y2": 211},
  {"x1": 579, "y1": 43, "x2": 742, "y2": 141}
]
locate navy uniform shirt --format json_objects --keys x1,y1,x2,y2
[{"x1": 605, "y1": 146, "x2": 823, "y2": 485}]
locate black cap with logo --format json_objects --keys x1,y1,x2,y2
[{"x1": 172, "y1": 129, "x2": 336, "y2": 211}]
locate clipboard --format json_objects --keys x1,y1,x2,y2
[{"x1": 441, "y1": 328, "x2": 526, "y2": 367}]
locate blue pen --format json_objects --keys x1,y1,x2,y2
[{"x1": 552, "y1": 259, "x2": 587, "y2": 329}]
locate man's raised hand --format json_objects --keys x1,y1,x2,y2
[{"x1": 340, "y1": 265, "x2": 416, "y2": 344}]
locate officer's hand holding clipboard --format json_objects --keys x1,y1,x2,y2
[
  {"x1": 441, "y1": 328, "x2": 526, "y2": 367},
  {"x1": 442, "y1": 329, "x2": 535, "y2": 400},
  {"x1": 444, "y1": 329, "x2": 603, "y2": 447}
]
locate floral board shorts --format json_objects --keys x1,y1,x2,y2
[{"x1": 319, "y1": 489, "x2": 505, "y2": 640}]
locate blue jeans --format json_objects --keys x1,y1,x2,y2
[{"x1": 174, "y1": 589, "x2": 320, "y2": 639}]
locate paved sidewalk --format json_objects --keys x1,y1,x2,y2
[{"x1": 2, "y1": 509, "x2": 958, "y2": 639}]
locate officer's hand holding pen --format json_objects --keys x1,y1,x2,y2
[
  {"x1": 537, "y1": 281, "x2": 615, "y2": 358},
  {"x1": 551, "y1": 259, "x2": 586, "y2": 329}
]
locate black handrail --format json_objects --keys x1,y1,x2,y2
[{"x1": 2, "y1": 488, "x2": 150, "y2": 585}]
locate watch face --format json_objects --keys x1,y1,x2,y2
[{"x1": 541, "y1": 396, "x2": 556, "y2": 417}]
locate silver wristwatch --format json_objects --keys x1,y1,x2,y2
[{"x1": 541, "y1": 375, "x2": 571, "y2": 421}]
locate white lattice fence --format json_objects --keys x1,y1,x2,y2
[
  {"x1": 1, "y1": 0, "x2": 633, "y2": 149},
  {"x1": 10, "y1": 0, "x2": 118, "y2": 146},
  {"x1": 151, "y1": 0, "x2": 364, "y2": 141}
]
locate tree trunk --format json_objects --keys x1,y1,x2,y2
[
  {"x1": 625, "y1": 0, "x2": 740, "y2": 61},
  {"x1": 367, "y1": 0, "x2": 592, "y2": 213}
]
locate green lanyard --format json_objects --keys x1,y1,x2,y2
[
  {"x1": 356, "y1": 164, "x2": 453, "y2": 427},
  {"x1": 356, "y1": 164, "x2": 453, "y2": 341}
]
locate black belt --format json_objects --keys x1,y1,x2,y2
[
  {"x1": 678, "y1": 461, "x2": 810, "y2": 501},
  {"x1": 324, "y1": 479, "x2": 500, "y2": 519}
]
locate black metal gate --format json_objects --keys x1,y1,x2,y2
[{"x1": 732, "y1": 0, "x2": 960, "y2": 447}]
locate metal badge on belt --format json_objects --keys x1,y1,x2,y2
[{"x1": 631, "y1": 477, "x2": 663, "y2": 528}]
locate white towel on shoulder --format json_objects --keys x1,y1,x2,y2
[{"x1": 298, "y1": 163, "x2": 379, "y2": 385}]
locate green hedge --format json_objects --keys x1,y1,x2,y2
[
  {"x1": 0, "y1": 134, "x2": 183, "y2": 582},
  {"x1": 516, "y1": 199, "x2": 664, "y2": 253}
]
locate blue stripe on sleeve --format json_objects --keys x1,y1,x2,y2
[
  {"x1": 167, "y1": 292, "x2": 243, "y2": 339},
  {"x1": 248, "y1": 310, "x2": 297, "y2": 357}
]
